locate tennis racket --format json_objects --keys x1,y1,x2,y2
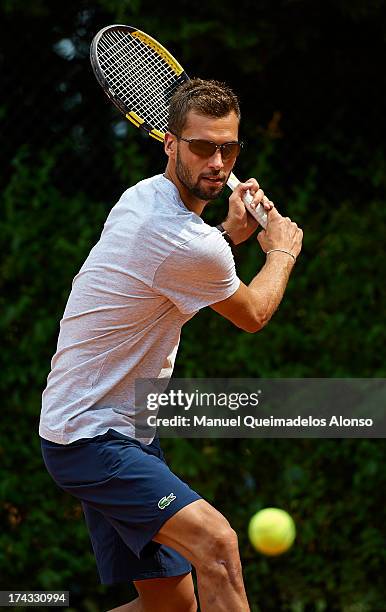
[{"x1": 90, "y1": 24, "x2": 268, "y2": 228}]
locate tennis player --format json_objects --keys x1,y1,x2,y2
[{"x1": 39, "y1": 79, "x2": 302, "y2": 612}]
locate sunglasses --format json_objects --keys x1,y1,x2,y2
[{"x1": 171, "y1": 132, "x2": 243, "y2": 161}]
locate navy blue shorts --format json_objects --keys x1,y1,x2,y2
[{"x1": 40, "y1": 428, "x2": 201, "y2": 584}]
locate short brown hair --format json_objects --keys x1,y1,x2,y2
[{"x1": 167, "y1": 78, "x2": 241, "y2": 135}]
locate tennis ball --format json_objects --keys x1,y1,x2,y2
[{"x1": 248, "y1": 507, "x2": 296, "y2": 556}]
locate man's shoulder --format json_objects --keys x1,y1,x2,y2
[
  {"x1": 119, "y1": 173, "x2": 176, "y2": 205},
  {"x1": 102, "y1": 174, "x2": 178, "y2": 236},
  {"x1": 109, "y1": 173, "x2": 161, "y2": 207},
  {"x1": 105, "y1": 174, "x2": 226, "y2": 261},
  {"x1": 119, "y1": 175, "x2": 216, "y2": 244}
]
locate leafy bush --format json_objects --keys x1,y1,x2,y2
[{"x1": 1, "y1": 1, "x2": 386, "y2": 609}]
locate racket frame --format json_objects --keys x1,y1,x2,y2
[{"x1": 90, "y1": 24, "x2": 268, "y2": 227}]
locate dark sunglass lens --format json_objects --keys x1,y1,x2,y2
[
  {"x1": 189, "y1": 140, "x2": 217, "y2": 157},
  {"x1": 222, "y1": 143, "x2": 241, "y2": 160}
]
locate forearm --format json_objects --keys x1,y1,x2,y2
[{"x1": 248, "y1": 251, "x2": 295, "y2": 328}]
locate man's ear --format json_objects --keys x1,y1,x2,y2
[{"x1": 164, "y1": 132, "x2": 176, "y2": 158}]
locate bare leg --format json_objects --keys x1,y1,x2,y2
[
  {"x1": 106, "y1": 597, "x2": 142, "y2": 612},
  {"x1": 106, "y1": 573, "x2": 196, "y2": 612},
  {"x1": 153, "y1": 499, "x2": 250, "y2": 612},
  {"x1": 134, "y1": 574, "x2": 196, "y2": 612}
]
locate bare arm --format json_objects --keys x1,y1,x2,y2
[
  {"x1": 211, "y1": 188, "x2": 303, "y2": 333},
  {"x1": 211, "y1": 251, "x2": 295, "y2": 332}
]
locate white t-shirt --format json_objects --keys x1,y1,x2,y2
[{"x1": 39, "y1": 174, "x2": 240, "y2": 444}]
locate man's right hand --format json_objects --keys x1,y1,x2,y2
[{"x1": 257, "y1": 207, "x2": 303, "y2": 260}]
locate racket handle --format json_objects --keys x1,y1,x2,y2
[{"x1": 227, "y1": 172, "x2": 268, "y2": 229}]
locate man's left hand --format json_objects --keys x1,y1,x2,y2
[{"x1": 221, "y1": 178, "x2": 274, "y2": 245}]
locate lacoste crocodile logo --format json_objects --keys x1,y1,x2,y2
[{"x1": 158, "y1": 493, "x2": 177, "y2": 510}]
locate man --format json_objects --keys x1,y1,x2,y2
[{"x1": 40, "y1": 79, "x2": 303, "y2": 612}]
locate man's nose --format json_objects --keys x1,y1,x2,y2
[{"x1": 207, "y1": 149, "x2": 224, "y2": 170}]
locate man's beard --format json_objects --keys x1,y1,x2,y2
[{"x1": 176, "y1": 149, "x2": 227, "y2": 201}]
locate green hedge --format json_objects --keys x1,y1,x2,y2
[{"x1": 1, "y1": 1, "x2": 386, "y2": 609}]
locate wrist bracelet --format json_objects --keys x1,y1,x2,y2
[
  {"x1": 266, "y1": 248, "x2": 296, "y2": 262},
  {"x1": 216, "y1": 224, "x2": 234, "y2": 246}
]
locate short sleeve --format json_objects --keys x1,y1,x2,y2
[{"x1": 152, "y1": 229, "x2": 241, "y2": 314}]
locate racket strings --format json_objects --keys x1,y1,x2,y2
[
  {"x1": 104, "y1": 38, "x2": 170, "y2": 113},
  {"x1": 102, "y1": 33, "x2": 171, "y2": 86},
  {"x1": 98, "y1": 30, "x2": 179, "y2": 133},
  {"x1": 101, "y1": 37, "x2": 170, "y2": 130}
]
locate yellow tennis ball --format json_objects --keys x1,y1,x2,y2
[{"x1": 248, "y1": 507, "x2": 296, "y2": 556}]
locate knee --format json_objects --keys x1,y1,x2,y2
[
  {"x1": 199, "y1": 522, "x2": 241, "y2": 567},
  {"x1": 196, "y1": 523, "x2": 244, "y2": 585}
]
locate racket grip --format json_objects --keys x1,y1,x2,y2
[{"x1": 227, "y1": 172, "x2": 268, "y2": 229}]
